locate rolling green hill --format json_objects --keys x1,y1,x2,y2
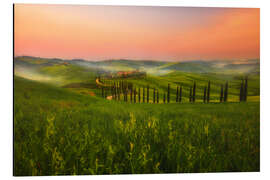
[
  {"x1": 14, "y1": 76, "x2": 259, "y2": 175},
  {"x1": 14, "y1": 56, "x2": 260, "y2": 175},
  {"x1": 14, "y1": 56, "x2": 260, "y2": 102},
  {"x1": 15, "y1": 56, "x2": 260, "y2": 76},
  {"x1": 14, "y1": 56, "x2": 99, "y2": 86}
]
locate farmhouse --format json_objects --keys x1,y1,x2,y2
[{"x1": 117, "y1": 70, "x2": 146, "y2": 78}]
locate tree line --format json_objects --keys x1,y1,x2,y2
[{"x1": 99, "y1": 77, "x2": 248, "y2": 103}]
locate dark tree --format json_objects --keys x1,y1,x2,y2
[
  {"x1": 167, "y1": 83, "x2": 170, "y2": 103},
  {"x1": 138, "y1": 87, "x2": 141, "y2": 103},
  {"x1": 176, "y1": 86, "x2": 179, "y2": 102},
  {"x1": 116, "y1": 86, "x2": 119, "y2": 101},
  {"x1": 115, "y1": 87, "x2": 118, "y2": 101},
  {"x1": 203, "y1": 86, "x2": 206, "y2": 103},
  {"x1": 207, "y1": 81, "x2": 211, "y2": 103},
  {"x1": 130, "y1": 86, "x2": 133, "y2": 102},
  {"x1": 143, "y1": 87, "x2": 145, "y2": 103},
  {"x1": 240, "y1": 80, "x2": 244, "y2": 102},
  {"x1": 189, "y1": 87, "x2": 192, "y2": 102},
  {"x1": 111, "y1": 85, "x2": 114, "y2": 99},
  {"x1": 134, "y1": 88, "x2": 136, "y2": 103},
  {"x1": 147, "y1": 85, "x2": 150, "y2": 103},
  {"x1": 153, "y1": 88, "x2": 156, "y2": 103},
  {"x1": 163, "y1": 93, "x2": 166, "y2": 104},
  {"x1": 102, "y1": 87, "x2": 104, "y2": 98},
  {"x1": 220, "y1": 84, "x2": 224, "y2": 102},
  {"x1": 126, "y1": 88, "x2": 128, "y2": 102},
  {"x1": 118, "y1": 87, "x2": 120, "y2": 101},
  {"x1": 114, "y1": 81, "x2": 116, "y2": 87},
  {"x1": 179, "y1": 86, "x2": 182, "y2": 103},
  {"x1": 114, "y1": 83, "x2": 117, "y2": 100},
  {"x1": 157, "y1": 89, "x2": 159, "y2": 103},
  {"x1": 244, "y1": 77, "x2": 248, "y2": 102},
  {"x1": 192, "y1": 82, "x2": 196, "y2": 102},
  {"x1": 124, "y1": 88, "x2": 126, "y2": 102},
  {"x1": 224, "y1": 81, "x2": 228, "y2": 102}
]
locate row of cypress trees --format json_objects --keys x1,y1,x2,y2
[{"x1": 100, "y1": 78, "x2": 247, "y2": 103}]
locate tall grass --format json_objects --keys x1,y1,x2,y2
[{"x1": 14, "y1": 77, "x2": 260, "y2": 175}]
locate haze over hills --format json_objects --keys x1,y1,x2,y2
[{"x1": 14, "y1": 56, "x2": 260, "y2": 75}]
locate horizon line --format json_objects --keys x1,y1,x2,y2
[{"x1": 14, "y1": 55, "x2": 260, "y2": 63}]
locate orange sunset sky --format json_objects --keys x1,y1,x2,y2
[{"x1": 14, "y1": 4, "x2": 260, "y2": 61}]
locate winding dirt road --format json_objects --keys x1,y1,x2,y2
[{"x1": 96, "y1": 78, "x2": 113, "y2": 100}]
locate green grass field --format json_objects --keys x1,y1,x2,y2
[{"x1": 14, "y1": 74, "x2": 260, "y2": 175}]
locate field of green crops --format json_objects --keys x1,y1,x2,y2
[{"x1": 14, "y1": 74, "x2": 260, "y2": 176}]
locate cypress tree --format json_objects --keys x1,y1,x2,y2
[
  {"x1": 102, "y1": 87, "x2": 104, "y2": 98},
  {"x1": 244, "y1": 77, "x2": 248, "y2": 102},
  {"x1": 117, "y1": 87, "x2": 120, "y2": 100},
  {"x1": 118, "y1": 81, "x2": 121, "y2": 93},
  {"x1": 147, "y1": 85, "x2": 149, "y2": 103},
  {"x1": 193, "y1": 82, "x2": 196, "y2": 102},
  {"x1": 123, "y1": 88, "x2": 125, "y2": 101},
  {"x1": 104, "y1": 89, "x2": 107, "y2": 99},
  {"x1": 207, "y1": 81, "x2": 211, "y2": 103},
  {"x1": 176, "y1": 86, "x2": 179, "y2": 102},
  {"x1": 125, "y1": 88, "x2": 127, "y2": 102},
  {"x1": 130, "y1": 86, "x2": 133, "y2": 102},
  {"x1": 111, "y1": 86, "x2": 113, "y2": 99},
  {"x1": 116, "y1": 87, "x2": 118, "y2": 101},
  {"x1": 167, "y1": 83, "x2": 170, "y2": 103},
  {"x1": 118, "y1": 87, "x2": 120, "y2": 101},
  {"x1": 163, "y1": 93, "x2": 166, "y2": 104},
  {"x1": 203, "y1": 86, "x2": 206, "y2": 103},
  {"x1": 138, "y1": 87, "x2": 141, "y2": 103},
  {"x1": 224, "y1": 81, "x2": 228, "y2": 102},
  {"x1": 220, "y1": 84, "x2": 224, "y2": 102},
  {"x1": 118, "y1": 81, "x2": 120, "y2": 93},
  {"x1": 115, "y1": 86, "x2": 117, "y2": 100},
  {"x1": 179, "y1": 86, "x2": 182, "y2": 103},
  {"x1": 134, "y1": 88, "x2": 136, "y2": 103},
  {"x1": 153, "y1": 88, "x2": 156, "y2": 103},
  {"x1": 143, "y1": 87, "x2": 145, "y2": 103},
  {"x1": 240, "y1": 80, "x2": 244, "y2": 102},
  {"x1": 113, "y1": 83, "x2": 116, "y2": 100},
  {"x1": 157, "y1": 89, "x2": 159, "y2": 103},
  {"x1": 120, "y1": 81, "x2": 122, "y2": 93},
  {"x1": 126, "y1": 88, "x2": 128, "y2": 102},
  {"x1": 189, "y1": 87, "x2": 192, "y2": 102},
  {"x1": 115, "y1": 87, "x2": 117, "y2": 101}
]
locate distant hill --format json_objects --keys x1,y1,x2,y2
[
  {"x1": 158, "y1": 61, "x2": 215, "y2": 73},
  {"x1": 157, "y1": 60, "x2": 260, "y2": 74},
  {"x1": 14, "y1": 56, "x2": 260, "y2": 76}
]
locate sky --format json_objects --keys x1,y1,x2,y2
[{"x1": 14, "y1": 4, "x2": 260, "y2": 61}]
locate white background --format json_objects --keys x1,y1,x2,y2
[{"x1": 0, "y1": 0, "x2": 269, "y2": 179}]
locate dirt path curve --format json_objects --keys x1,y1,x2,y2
[
  {"x1": 96, "y1": 78, "x2": 113, "y2": 100},
  {"x1": 96, "y1": 78, "x2": 111, "y2": 87}
]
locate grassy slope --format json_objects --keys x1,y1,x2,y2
[
  {"x1": 104, "y1": 71, "x2": 260, "y2": 102},
  {"x1": 14, "y1": 57, "x2": 260, "y2": 102},
  {"x1": 14, "y1": 57, "x2": 98, "y2": 87},
  {"x1": 14, "y1": 76, "x2": 260, "y2": 175}
]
